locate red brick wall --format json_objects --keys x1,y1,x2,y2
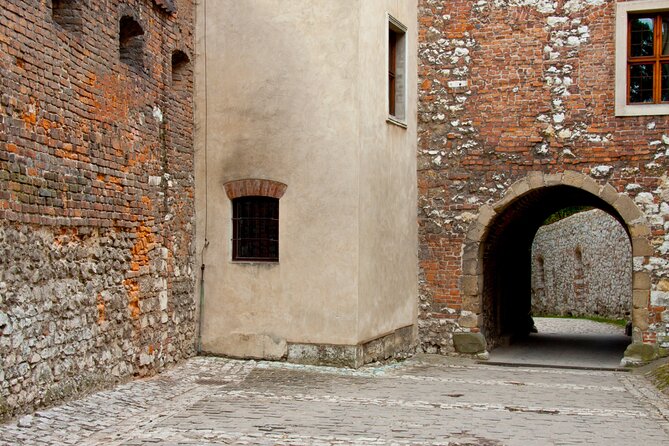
[
  {"x1": 0, "y1": 0, "x2": 195, "y2": 418},
  {"x1": 418, "y1": 0, "x2": 669, "y2": 352}
]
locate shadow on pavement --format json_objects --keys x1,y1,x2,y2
[{"x1": 486, "y1": 332, "x2": 631, "y2": 370}]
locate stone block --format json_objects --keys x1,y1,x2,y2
[
  {"x1": 461, "y1": 295, "x2": 481, "y2": 312},
  {"x1": 544, "y1": 172, "x2": 563, "y2": 186},
  {"x1": 526, "y1": 171, "x2": 544, "y2": 189},
  {"x1": 214, "y1": 332, "x2": 287, "y2": 360},
  {"x1": 461, "y1": 243, "x2": 480, "y2": 262},
  {"x1": 623, "y1": 342, "x2": 657, "y2": 364},
  {"x1": 287, "y1": 343, "x2": 360, "y2": 368},
  {"x1": 613, "y1": 194, "x2": 643, "y2": 222},
  {"x1": 562, "y1": 170, "x2": 585, "y2": 188},
  {"x1": 466, "y1": 222, "x2": 485, "y2": 242},
  {"x1": 632, "y1": 308, "x2": 649, "y2": 331},
  {"x1": 453, "y1": 332, "x2": 487, "y2": 354},
  {"x1": 476, "y1": 204, "x2": 496, "y2": 227},
  {"x1": 462, "y1": 258, "x2": 480, "y2": 276},
  {"x1": 633, "y1": 272, "x2": 651, "y2": 290},
  {"x1": 508, "y1": 178, "x2": 530, "y2": 197},
  {"x1": 629, "y1": 223, "x2": 651, "y2": 238},
  {"x1": 492, "y1": 192, "x2": 515, "y2": 212},
  {"x1": 361, "y1": 325, "x2": 416, "y2": 364},
  {"x1": 632, "y1": 238, "x2": 654, "y2": 257},
  {"x1": 598, "y1": 184, "x2": 619, "y2": 205},
  {"x1": 458, "y1": 311, "x2": 480, "y2": 328},
  {"x1": 460, "y1": 275, "x2": 481, "y2": 296},
  {"x1": 658, "y1": 278, "x2": 669, "y2": 291},
  {"x1": 580, "y1": 176, "x2": 600, "y2": 195},
  {"x1": 651, "y1": 291, "x2": 669, "y2": 307},
  {"x1": 633, "y1": 290, "x2": 650, "y2": 309}
]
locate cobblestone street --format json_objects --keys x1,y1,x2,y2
[{"x1": 1, "y1": 354, "x2": 668, "y2": 446}]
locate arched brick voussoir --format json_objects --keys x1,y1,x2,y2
[{"x1": 223, "y1": 179, "x2": 288, "y2": 200}]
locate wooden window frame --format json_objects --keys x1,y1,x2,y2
[
  {"x1": 627, "y1": 12, "x2": 669, "y2": 104},
  {"x1": 615, "y1": 1, "x2": 669, "y2": 116},
  {"x1": 387, "y1": 14, "x2": 407, "y2": 127}
]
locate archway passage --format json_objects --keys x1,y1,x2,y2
[{"x1": 481, "y1": 184, "x2": 629, "y2": 349}]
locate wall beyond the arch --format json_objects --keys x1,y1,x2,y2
[{"x1": 531, "y1": 209, "x2": 632, "y2": 320}]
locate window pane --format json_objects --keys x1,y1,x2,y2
[
  {"x1": 630, "y1": 17, "x2": 654, "y2": 57},
  {"x1": 662, "y1": 64, "x2": 669, "y2": 101},
  {"x1": 663, "y1": 17, "x2": 669, "y2": 55},
  {"x1": 629, "y1": 64, "x2": 654, "y2": 103}
]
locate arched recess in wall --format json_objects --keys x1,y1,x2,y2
[
  {"x1": 460, "y1": 171, "x2": 652, "y2": 350},
  {"x1": 52, "y1": 0, "x2": 84, "y2": 34},
  {"x1": 119, "y1": 15, "x2": 145, "y2": 69},
  {"x1": 171, "y1": 50, "x2": 191, "y2": 93}
]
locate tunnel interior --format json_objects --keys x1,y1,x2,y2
[{"x1": 481, "y1": 185, "x2": 630, "y2": 349}]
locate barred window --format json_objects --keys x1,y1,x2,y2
[{"x1": 232, "y1": 196, "x2": 279, "y2": 262}]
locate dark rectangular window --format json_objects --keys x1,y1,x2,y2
[
  {"x1": 389, "y1": 28, "x2": 398, "y2": 116},
  {"x1": 232, "y1": 196, "x2": 279, "y2": 261}
]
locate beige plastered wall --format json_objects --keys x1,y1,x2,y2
[
  {"x1": 357, "y1": 0, "x2": 418, "y2": 343},
  {"x1": 194, "y1": 0, "x2": 417, "y2": 357}
]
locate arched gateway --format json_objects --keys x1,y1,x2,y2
[{"x1": 459, "y1": 171, "x2": 653, "y2": 357}]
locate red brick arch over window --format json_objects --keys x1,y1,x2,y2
[{"x1": 223, "y1": 179, "x2": 287, "y2": 200}]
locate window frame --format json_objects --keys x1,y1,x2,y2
[
  {"x1": 231, "y1": 196, "x2": 280, "y2": 262},
  {"x1": 616, "y1": 0, "x2": 669, "y2": 116},
  {"x1": 223, "y1": 179, "x2": 287, "y2": 264},
  {"x1": 387, "y1": 14, "x2": 408, "y2": 127},
  {"x1": 626, "y1": 13, "x2": 669, "y2": 104}
]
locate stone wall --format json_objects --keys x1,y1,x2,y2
[
  {"x1": 530, "y1": 209, "x2": 632, "y2": 319},
  {"x1": 0, "y1": 0, "x2": 195, "y2": 419},
  {"x1": 418, "y1": 0, "x2": 669, "y2": 354}
]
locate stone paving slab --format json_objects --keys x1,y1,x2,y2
[{"x1": 1, "y1": 355, "x2": 668, "y2": 445}]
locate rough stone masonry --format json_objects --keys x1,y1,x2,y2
[
  {"x1": 417, "y1": 0, "x2": 669, "y2": 354},
  {"x1": 0, "y1": 0, "x2": 195, "y2": 419},
  {"x1": 531, "y1": 208, "x2": 632, "y2": 319}
]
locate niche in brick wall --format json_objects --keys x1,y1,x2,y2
[
  {"x1": 171, "y1": 50, "x2": 191, "y2": 92},
  {"x1": 119, "y1": 16, "x2": 145, "y2": 69},
  {"x1": 52, "y1": 0, "x2": 83, "y2": 33}
]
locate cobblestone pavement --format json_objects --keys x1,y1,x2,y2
[{"x1": 1, "y1": 355, "x2": 669, "y2": 446}]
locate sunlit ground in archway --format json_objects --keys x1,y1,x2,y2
[{"x1": 486, "y1": 317, "x2": 630, "y2": 370}]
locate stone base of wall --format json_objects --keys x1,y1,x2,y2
[{"x1": 287, "y1": 325, "x2": 417, "y2": 368}]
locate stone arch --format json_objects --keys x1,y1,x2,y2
[{"x1": 460, "y1": 171, "x2": 652, "y2": 350}]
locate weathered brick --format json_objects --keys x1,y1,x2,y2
[
  {"x1": 0, "y1": 0, "x2": 195, "y2": 420},
  {"x1": 418, "y1": 0, "x2": 666, "y2": 353}
]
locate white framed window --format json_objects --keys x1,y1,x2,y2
[
  {"x1": 616, "y1": 0, "x2": 669, "y2": 116},
  {"x1": 387, "y1": 14, "x2": 407, "y2": 127}
]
